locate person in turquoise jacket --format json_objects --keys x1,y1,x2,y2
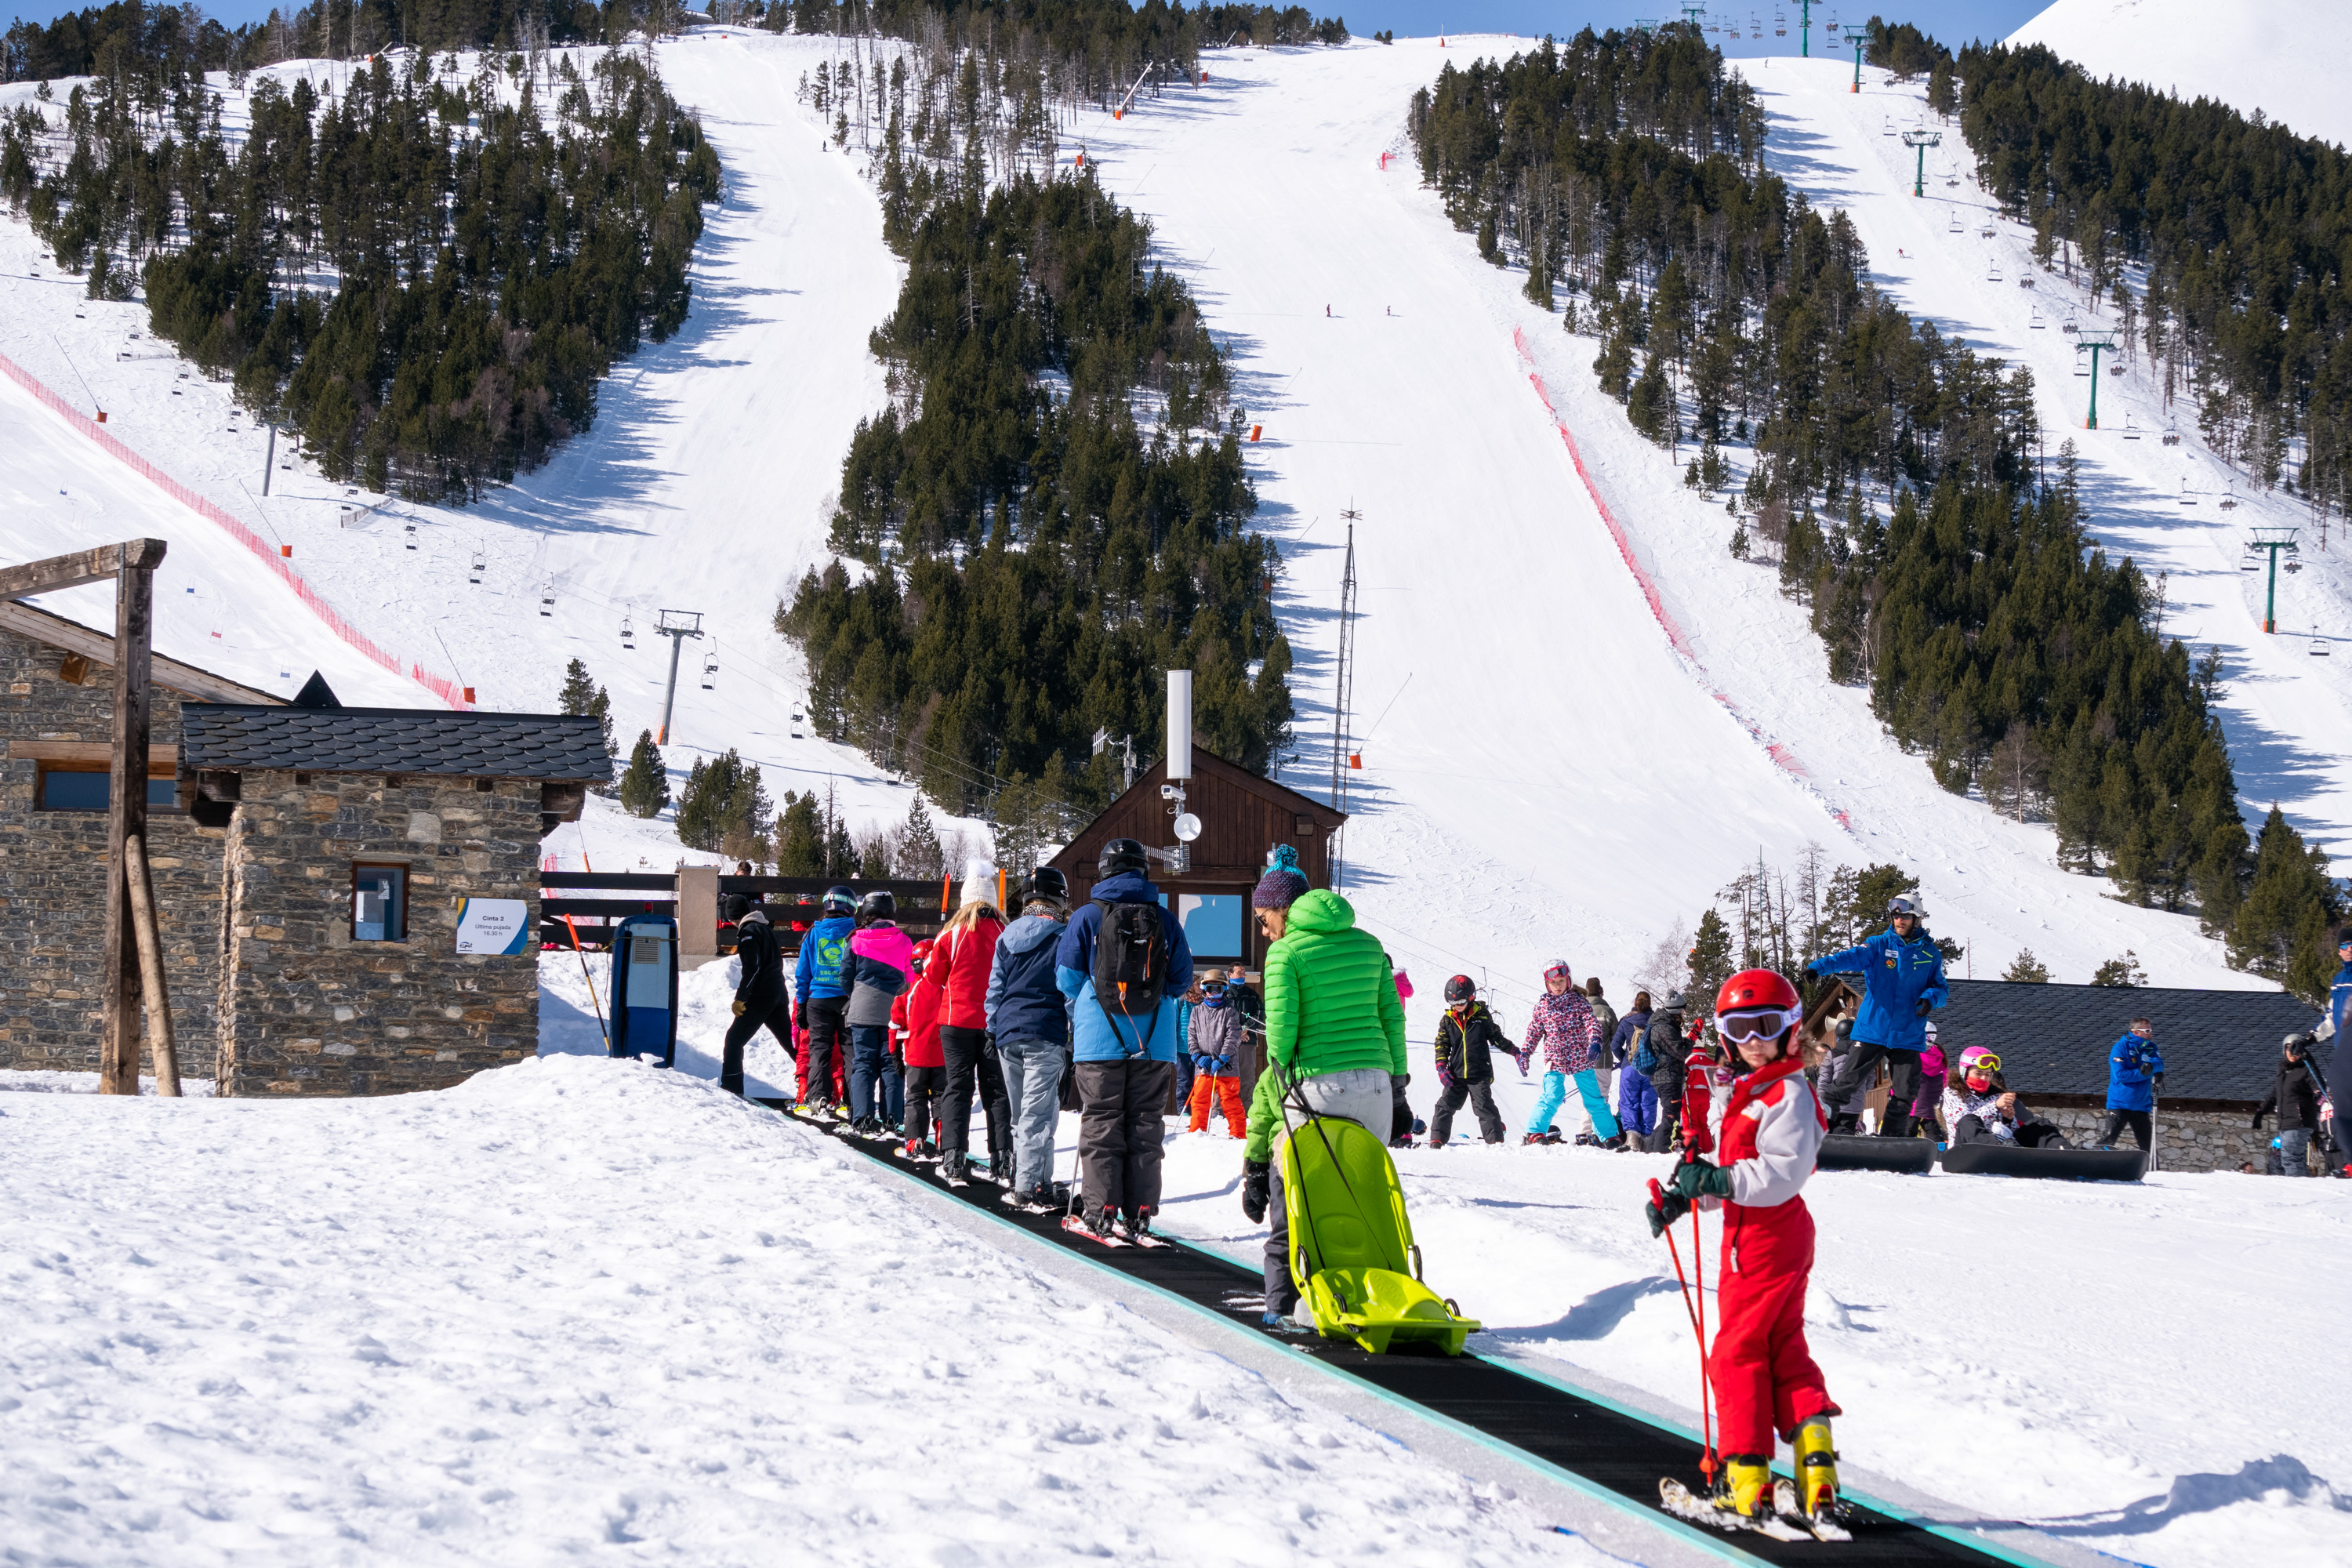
[
  {"x1": 791, "y1": 886, "x2": 858, "y2": 1114},
  {"x1": 2099, "y1": 1017, "x2": 2165, "y2": 1152},
  {"x1": 1804, "y1": 895, "x2": 1947, "y2": 1138}
]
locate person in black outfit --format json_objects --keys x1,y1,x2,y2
[
  {"x1": 721, "y1": 894, "x2": 792, "y2": 1098},
  {"x1": 1431, "y1": 975, "x2": 1514, "y2": 1145},
  {"x1": 2255, "y1": 1034, "x2": 2325, "y2": 1177}
]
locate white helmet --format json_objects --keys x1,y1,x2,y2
[{"x1": 1922, "y1": 1020, "x2": 1940, "y2": 1041}]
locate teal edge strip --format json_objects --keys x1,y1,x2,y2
[{"x1": 834, "y1": 1123, "x2": 1755, "y2": 1566}]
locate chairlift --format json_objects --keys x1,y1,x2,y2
[
  {"x1": 2179, "y1": 480, "x2": 2196, "y2": 506},
  {"x1": 539, "y1": 580, "x2": 555, "y2": 617},
  {"x1": 1988, "y1": 262, "x2": 2005, "y2": 283},
  {"x1": 2109, "y1": 362, "x2": 2125, "y2": 376},
  {"x1": 2312, "y1": 635, "x2": 2332, "y2": 657},
  {"x1": 2285, "y1": 559, "x2": 2303, "y2": 574},
  {"x1": 403, "y1": 524, "x2": 418, "y2": 550},
  {"x1": 699, "y1": 652, "x2": 717, "y2": 691},
  {"x1": 1948, "y1": 214, "x2": 1962, "y2": 234},
  {"x1": 2030, "y1": 306, "x2": 2045, "y2": 329},
  {"x1": 2239, "y1": 555, "x2": 2259, "y2": 572},
  {"x1": 2122, "y1": 417, "x2": 2142, "y2": 441},
  {"x1": 621, "y1": 614, "x2": 637, "y2": 649},
  {"x1": 2219, "y1": 485, "x2": 2238, "y2": 512},
  {"x1": 2161, "y1": 424, "x2": 2181, "y2": 446},
  {"x1": 2020, "y1": 275, "x2": 2036, "y2": 289},
  {"x1": 1882, "y1": 116, "x2": 1896, "y2": 137},
  {"x1": 2072, "y1": 359, "x2": 2089, "y2": 377},
  {"x1": 790, "y1": 705, "x2": 804, "y2": 739},
  {"x1": 468, "y1": 548, "x2": 485, "y2": 583}
]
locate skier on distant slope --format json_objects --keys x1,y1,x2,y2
[
  {"x1": 1803, "y1": 895, "x2": 1947, "y2": 1138},
  {"x1": 792, "y1": 885, "x2": 858, "y2": 1116},
  {"x1": 1645, "y1": 969, "x2": 1845, "y2": 1535}
]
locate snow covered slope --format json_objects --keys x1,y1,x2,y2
[
  {"x1": 1074, "y1": 37, "x2": 2281, "y2": 1010},
  {"x1": 2010, "y1": 0, "x2": 2352, "y2": 150}
]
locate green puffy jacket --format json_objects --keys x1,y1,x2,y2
[{"x1": 1243, "y1": 889, "x2": 1406, "y2": 1160}]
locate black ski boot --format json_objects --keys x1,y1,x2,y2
[
  {"x1": 1878, "y1": 1110, "x2": 1913, "y2": 1139},
  {"x1": 940, "y1": 1152, "x2": 970, "y2": 1187},
  {"x1": 989, "y1": 1145, "x2": 1018, "y2": 1185}
]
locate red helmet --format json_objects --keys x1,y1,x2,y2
[
  {"x1": 1716, "y1": 967, "x2": 1800, "y2": 1014},
  {"x1": 912, "y1": 938, "x2": 935, "y2": 971}
]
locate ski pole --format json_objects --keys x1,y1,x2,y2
[
  {"x1": 1690, "y1": 1198, "x2": 1715, "y2": 1485},
  {"x1": 563, "y1": 914, "x2": 611, "y2": 1054},
  {"x1": 1650, "y1": 1178, "x2": 1716, "y2": 1486}
]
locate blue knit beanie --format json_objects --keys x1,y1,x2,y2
[{"x1": 1254, "y1": 844, "x2": 1309, "y2": 909}]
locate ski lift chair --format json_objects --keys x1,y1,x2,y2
[
  {"x1": 700, "y1": 653, "x2": 717, "y2": 691},
  {"x1": 404, "y1": 524, "x2": 418, "y2": 549},
  {"x1": 2030, "y1": 307, "x2": 2045, "y2": 329},
  {"x1": 2162, "y1": 428, "x2": 2181, "y2": 446},
  {"x1": 1280, "y1": 1107, "x2": 1480, "y2": 1356},
  {"x1": 468, "y1": 549, "x2": 486, "y2": 583},
  {"x1": 1989, "y1": 262, "x2": 2005, "y2": 283},
  {"x1": 621, "y1": 615, "x2": 637, "y2": 649},
  {"x1": 1949, "y1": 214, "x2": 1962, "y2": 233},
  {"x1": 2312, "y1": 636, "x2": 2331, "y2": 657},
  {"x1": 539, "y1": 582, "x2": 556, "y2": 617},
  {"x1": 2123, "y1": 417, "x2": 2142, "y2": 440},
  {"x1": 790, "y1": 706, "x2": 804, "y2": 739},
  {"x1": 2180, "y1": 481, "x2": 2197, "y2": 506}
]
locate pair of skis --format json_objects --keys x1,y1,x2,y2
[
  {"x1": 1656, "y1": 1479, "x2": 1852, "y2": 1543},
  {"x1": 1058, "y1": 1212, "x2": 1171, "y2": 1248}
]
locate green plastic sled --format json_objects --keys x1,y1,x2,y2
[{"x1": 1281, "y1": 1113, "x2": 1481, "y2": 1355}]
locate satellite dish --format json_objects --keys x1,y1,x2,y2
[{"x1": 1172, "y1": 813, "x2": 1202, "y2": 843}]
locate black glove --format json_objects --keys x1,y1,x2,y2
[
  {"x1": 1670, "y1": 1160, "x2": 1734, "y2": 1200},
  {"x1": 1645, "y1": 1188, "x2": 1691, "y2": 1237},
  {"x1": 2154, "y1": 1073, "x2": 2165, "y2": 1091},
  {"x1": 1393, "y1": 1073, "x2": 1410, "y2": 1090},
  {"x1": 793, "y1": 1003, "x2": 806, "y2": 1029},
  {"x1": 1241, "y1": 1160, "x2": 1271, "y2": 1224},
  {"x1": 1914, "y1": 998, "x2": 1934, "y2": 1018},
  {"x1": 2252, "y1": 1111, "x2": 2266, "y2": 1129}
]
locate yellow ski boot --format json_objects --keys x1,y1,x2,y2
[
  {"x1": 1791, "y1": 1417, "x2": 1850, "y2": 1538},
  {"x1": 1715, "y1": 1454, "x2": 1776, "y2": 1523}
]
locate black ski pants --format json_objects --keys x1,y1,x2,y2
[
  {"x1": 1643, "y1": 1065, "x2": 1685, "y2": 1152},
  {"x1": 938, "y1": 1025, "x2": 1011, "y2": 1160},
  {"x1": 1074, "y1": 1058, "x2": 1175, "y2": 1221},
  {"x1": 720, "y1": 990, "x2": 790, "y2": 1098},
  {"x1": 1430, "y1": 1079, "x2": 1504, "y2": 1145},
  {"x1": 1955, "y1": 1115, "x2": 2069, "y2": 1149},
  {"x1": 903, "y1": 1065, "x2": 947, "y2": 1146},
  {"x1": 2100, "y1": 1109, "x2": 2152, "y2": 1152},
  {"x1": 802, "y1": 995, "x2": 849, "y2": 1108},
  {"x1": 1826, "y1": 1042, "x2": 1922, "y2": 1134}
]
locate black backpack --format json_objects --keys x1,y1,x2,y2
[{"x1": 1091, "y1": 898, "x2": 1170, "y2": 1023}]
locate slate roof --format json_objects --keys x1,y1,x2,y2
[
  {"x1": 180, "y1": 704, "x2": 611, "y2": 781},
  {"x1": 1931, "y1": 978, "x2": 2332, "y2": 1104}
]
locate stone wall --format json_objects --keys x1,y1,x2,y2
[
  {"x1": 216, "y1": 769, "x2": 542, "y2": 1095},
  {"x1": 0, "y1": 626, "x2": 225, "y2": 1073},
  {"x1": 2038, "y1": 1104, "x2": 2301, "y2": 1174}
]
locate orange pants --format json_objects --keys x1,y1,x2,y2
[{"x1": 1188, "y1": 1073, "x2": 1245, "y2": 1135}]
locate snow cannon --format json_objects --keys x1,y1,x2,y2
[
  {"x1": 1281, "y1": 1104, "x2": 1479, "y2": 1354},
  {"x1": 608, "y1": 913, "x2": 680, "y2": 1067}
]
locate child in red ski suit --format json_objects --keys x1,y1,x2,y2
[{"x1": 1648, "y1": 970, "x2": 1842, "y2": 1528}]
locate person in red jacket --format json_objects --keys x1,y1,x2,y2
[
  {"x1": 898, "y1": 941, "x2": 946, "y2": 1160},
  {"x1": 920, "y1": 878, "x2": 1014, "y2": 1185},
  {"x1": 1646, "y1": 969, "x2": 1843, "y2": 1534}
]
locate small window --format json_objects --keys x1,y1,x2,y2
[
  {"x1": 352, "y1": 863, "x2": 408, "y2": 942},
  {"x1": 36, "y1": 764, "x2": 178, "y2": 812}
]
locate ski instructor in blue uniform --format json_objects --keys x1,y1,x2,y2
[{"x1": 1804, "y1": 895, "x2": 1947, "y2": 1138}]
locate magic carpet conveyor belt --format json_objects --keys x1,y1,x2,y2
[{"x1": 755, "y1": 1100, "x2": 2049, "y2": 1568}]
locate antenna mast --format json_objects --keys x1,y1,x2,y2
[{"x1": 1327, "y1": 508, "x2": 1359, "y2": 886}]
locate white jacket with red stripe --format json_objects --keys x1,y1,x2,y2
[{"x1": 1702, "y1": 1058, "x2": 1826, "y2": 1210}]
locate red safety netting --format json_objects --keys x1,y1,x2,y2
[{"x1": 2, "y1": 350, "x2": 471, "y2": 710}]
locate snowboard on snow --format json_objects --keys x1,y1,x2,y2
[
  {"x1": 1938, "y1": 1143, "x2": 2146, "y2": 1181},
  {"x1": 1816, "y1": 1134, "x2": 1936, "y2": 1174}
]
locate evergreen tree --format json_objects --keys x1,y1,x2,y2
[
  {"x1": 675, "y1": 750, "x2": 771, "y2": 854},
  {"x1": 557, "y1": 658, "x2": 619, "y2": 790},
  {"x1": 2089, "y1": 951, "x2": 2148, "y2": 987},
  {"x1": 896, "y1": 793, "x2": 944, "y2": 879},
  {"x1": 2002, "y1": 948, "x2": 2051, "y2": 982},
  {"x1": 618, "y1": 730, "x2": 669, "y2": 818},
  {"x1": 2227, "y1": 807, "x2": 2345, "y2": 1002},
  {"x1": 1686, "y1": 907, "x2": 1733, "y2": 1014},
  {"x1": 775, "y1": 791, "x2": 825, "y2": 876}
]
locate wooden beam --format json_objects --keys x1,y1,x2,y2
[
  {"x1": 123, "y1": 835, "x2": 181, "y2": 1097},
  {"x1": 0, "y1": 601, "x2": 279, "y2": 703},
  {"x1": 0, "y1": 539, "x2": 167, "y2": 604},
  {"x1": 100, "y1": 561, "x2": 155, "y2": 1095},
  {"x1": 9, "y1": 741, "x2": 178, "y2": 771}
]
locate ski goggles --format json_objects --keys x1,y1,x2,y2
[
  {"x1": 1716, "y1": 1006, "x2": 1802, "y2": 1043},
  {"x1": 1961, "y1": 1052, "x2": 2003, "y2": 1076}
]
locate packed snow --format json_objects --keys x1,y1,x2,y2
[{"x1": 2009, "y1": 0, "x2": 2352, "y2": 151}]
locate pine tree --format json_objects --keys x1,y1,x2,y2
[
  {"x1": 618, "y1": 730, "x2": 668, "y2": 818},
  {"x1": 896, "y1": 793, "x2": 943, "y2": 878},
  {"x1": 1687, "y1": 908, "x2": 1734, "y2": 1013},
  {"x1": 558, "y1": 658, "x2": 619, "y2": 790},
  {"x1": 2089, "y1": 951, "x2": 2148, "y2": 987},
  {"x1": 775, "y1": 791, "x2": 825, "y2": 875},
  {"x1": 675, "y1": 750, "x2": 771, "y2": 853},
  {"x1": 2227, "y1": 807, "x2": 2344, "y2": 1001},
  {"x1": 2002, "y1": 948, "x2": 2051, "y2": 982},
  {"x1": 1522, "y1": 227, "x2": 1552, "y2": 309}
]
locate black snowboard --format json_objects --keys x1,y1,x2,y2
[
  {"x1": 1937, "y1": 1142, "x2": 2147, "y2": 1181},
  {"x1": 1817, "y1": 1134, "x2": 1936, "y2": 1174}
]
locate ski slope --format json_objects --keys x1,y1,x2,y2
[
  {"x1": 2010, "y1": 0, "x2": 2352, "y2": 150},
  {"x1": 1069, "y1": 36, "x2": 2285, "y2": 1016},
  {"x1": 0, "y1": 33, "x2": 962, "y2": 870}
]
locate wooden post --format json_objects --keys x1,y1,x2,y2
[
  {"x1": 99, "y1": 553, "x2": 161, "y2": 1094},
  {"x1": 123, "y1": 834, "x2": 182, "y2": 1096}
]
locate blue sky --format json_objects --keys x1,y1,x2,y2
[{"x1": 7, "y1": 1, "x2": 2053, "y2": 53}]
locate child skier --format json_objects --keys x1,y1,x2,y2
[
  {"x1": 897, "y1": 940, "x2": 946, "y2": 1162},
  {"x1": 1645, "y1": 969, "x2": 1844, "y2": 1536},
  {"x1": 1431, "y1": 976, "x2": 1512, "y2": 1145},
  {"x1": 1521, "y1": 962, "x2": 1623, "y2": 1149},
  {"x1": 1186, "y1": 970, "x2": 1249, "y2": 1136},
  {"x1": 1944, "y1": 1047, "x2": 2071, "y2": 1148}
]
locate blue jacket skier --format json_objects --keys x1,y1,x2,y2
[
  {"x1": 2098, "y1": 1018, "x2": 2165, "y2": 1153},
  {"x1": 790, "y1": 887, "x2": 858, "y2": 1113},
  {"x1": 1804, "y1": 895, "x2": 1947, "y2": 1137},
  {"x1": 2315, "y1": 928, "x2": 2352, "y2": 1174}
]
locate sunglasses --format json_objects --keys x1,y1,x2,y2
[{"x1": 1717, "y1": 1007, "x2": 1800, "y2": 1043}]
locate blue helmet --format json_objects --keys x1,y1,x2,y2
[{"x1": 821, "y1": 885, "x2": 856, "y2": 916}]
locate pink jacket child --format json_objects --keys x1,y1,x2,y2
[
  {"x1": 1910, "y1": 1039, "x2": 1948, "y2": 1122},
  {"x1": 1522, "y1": 990, "x2": 1602, "y2": 1074}
]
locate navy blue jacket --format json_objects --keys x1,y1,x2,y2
[
  {"x1": 986, "y1": 910, "x2": 1071, "y2": 1046},
  {"x1": 2105, "y1": 1031, "x2": 2166, "y2": 1112},
  {"x1": 1809, "y1": 927, "x2": 1947, "y2": 1051},
  {"x1": 2330, "y1": 960, "x2": 2352, "y2": 1042}
]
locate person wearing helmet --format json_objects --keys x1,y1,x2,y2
[
  {"x1": 1521, "y1": 962, "x2": 1622, "y2": 1149},
  {"x1": 927, "y1": 867, "x2": 1011, "y2": 1187},
  {"x1": 1941, "y1": 1047, "x2": 2067, "y2": 1146},
  {"x1": 791, "y1": 885, "x2": 859, "y2": 1116},
  {"x1": 1908, "y1": 1021, "x2": 1947, "y2": 1141},
  {"x1": 1057, "y1": 837, "x2": 1195, "y2": 1241},
  {"x1": 897, "y1": 940, "x2": 948, "y2": 1160},
  {"x1": 1644, "y1": 969, "x2": 1842, "y2": 1532},
  {"x1": 720, "y1": 894, "x2": 793, "y2": 1098},
  {"x1": 988, "y1": 868, "x2": 1075, "y2": 1208},
  {"x1": 2254, "y1": 1034, "x2": 2323, "y2": 1177},
  {"x1": 1802, "y1": 895, "x2": 1947, "y2": 1137},
  {"x1": 843, "y1": 890, "x2": 913, "y2": 1136},
  {"x1": 1639, "y1": 992, "x2": 1690, "y2": 1152},
  {"x1": 1430, "y1": 975, "x2": 1515, "y2": 1146}
]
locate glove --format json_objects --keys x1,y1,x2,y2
[
  {"x1": 793, "y1": 1003, "x2": 806, "y2": 1029},
  {"x1": 1645, "y1": 1187, "x2": 1691, "y2": 1237},
  {"x1": 2154, "y1": 1073, "x2": 2166, "y2": 1091},
  {"x1": 1241, "y1": 1160, "x2": 1271, "y2": 1224},
  {"x1": 731, "y1": 999, "x2": 747, "y2": 1017},
  {"x1": 1392, "y1": 1073, "x2": 1410, "y2": 1091},
  {"x1": 1669, "y1": 1160, "x2": 1734, "y2": 1200},
  {"x1": 2251, "y1": 1111, "x2": 2266, "y2": 1129},
  {"x1": 1914, "y1": 998, "x2": 1934, "y2": 1018}
]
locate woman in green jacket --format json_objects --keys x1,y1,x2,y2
[{"x1": 1238, "y1": 846, "x2": 1408, "y2": 1327}]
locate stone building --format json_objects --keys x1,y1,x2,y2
[
  {"x1": 0, "y1": 601, "x2": 279, "y2": 1073},
  {"x1": 180, "y1": 681, "x2": 606, "y2": 1096}
]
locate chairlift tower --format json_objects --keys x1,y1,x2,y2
[
  {"x1": 1900, "y1": 127, "x2": 1941, "y2": 196},
  {"x1": 1327, "y1": 508, "x2": 1359, "y2": 889},
  {"x1": 652, "y1": 610, "x2": 703, "y2": 746},
  {"x1": 1850, "y1": 31, "x2": 1866, "y2": 91},
  {"x1": 2245, "y1": 527, "x2": 2299, "y2": 633},
  {"x1": 2074, "y1": 330, "x2": 2119, "y2": 429},
  {"x1": 1796, "y1": 0, "x2": 1813, "y2": 56}
]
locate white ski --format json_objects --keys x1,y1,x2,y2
[{"x1": 1657, "y1": 1479, "x2": 1811, "y2": 1543}]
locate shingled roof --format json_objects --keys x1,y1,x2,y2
[
  {"x1": 180, "y1": 704, "x2": 611, "y2": 781},
  {"x1": 1933, "y1": 978, "x2": 2331, "y2": 1105}
]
